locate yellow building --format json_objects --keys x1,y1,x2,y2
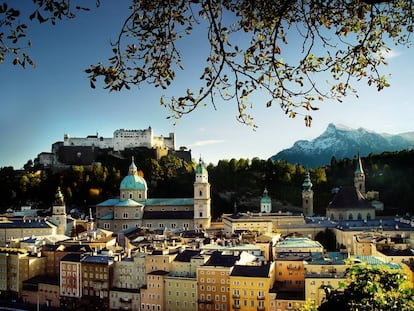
[
  {"x1": 304, "y1": 252, "x2": 350, "y2": 306},
  {"x1": 197, "y1": 251, "x2": 238, "y2": 311},
  {"x1": 164, "y1": 276, "x2": 197, "y2": 311},
  {"x1": 0, "y1": 247, "x2": 46, "y2": 298},
  {"x1": 164, "y1": 250, "x2": 206, "y2": 311},
  {"x1": 229, "y1": 262, "x2": 275, "y2": 311}
]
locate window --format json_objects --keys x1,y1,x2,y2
[{"x1": 104, "y1": 223, "x2": 110, "y2": 229}]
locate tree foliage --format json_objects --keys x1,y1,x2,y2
[
  {"x1": 316, "y1": 264, "x2": 414, "y2": 311},
  {"x1": 1, "y1": 1, "x2": 412, "y2": 127}
]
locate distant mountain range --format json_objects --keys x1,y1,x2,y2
[{"x1": 271, "y1": 123, "x2": 414, "y2": 167}]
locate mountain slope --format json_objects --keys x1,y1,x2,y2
[{"x1": 271, "y1": 123, "x2": 414, "y2": 167}]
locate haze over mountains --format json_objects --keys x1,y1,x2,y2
[{"x1": 271, "y1": 123, "x2": 414, "y2": 168}]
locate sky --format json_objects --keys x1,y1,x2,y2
[{"x1": 1, "y1": 2, "x2": 413, "y2": 169}]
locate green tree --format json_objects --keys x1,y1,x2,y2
[
  {"x1": 316, "y1": 264, "x2": 414, "y2": 311},
  {"x1": 1, "y1": 1, "x2": 412, "y2": 126}
]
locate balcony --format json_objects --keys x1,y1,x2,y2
[
  {"x1": 257, "y1": 306, "x2": 265, "y2": 311},
  {"x1": 257, "y1": 295, "x2": 265, "y2": 300},
  {"x1": 233, "y1": 305, "x2": 240, "y2": 309},
  {"x1": 232, "y1": 294, "x2": 240, "y2": 298}
]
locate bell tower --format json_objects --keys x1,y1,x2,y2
[
  {"x1": 302, "y1": 171, "x2": 314, "y2": 217},
  {"x1": 50, "y1": 187, "x2": 67, "y2": 235},
  {"x1": 193, "y1": 158, "x2": 211, "y2": 229},
  {"x1": 354, "y1": 154, "x2": 366, "y2": 196}
]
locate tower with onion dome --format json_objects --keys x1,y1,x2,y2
[
  {"x1": 260, "y1": 187, "x2": 272, "y2": 213},
  {"x1": 193, "y1": 158, "x2": 211, "y2": 229},
  {"x1": 302, "y1": 170, "x2": 314, "y2": 217}
]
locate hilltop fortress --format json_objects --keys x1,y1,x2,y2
[
  {"x1": 63, "y1": 127, "x2": 175, "y2": 151},
  {"x1": 36, "y1": 127, "x2": 191, "y2": 167}
]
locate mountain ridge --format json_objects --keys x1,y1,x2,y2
[{"x1": 271, "y1": 123, "x2": 414, "y2": 167}]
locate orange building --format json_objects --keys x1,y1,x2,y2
[{"x1": 197, "y1": 251, "x2": 238, "y2": 311}]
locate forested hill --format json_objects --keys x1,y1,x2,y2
[{"x1": 0, "y1": 150, "x2": 413, "y2": 218}]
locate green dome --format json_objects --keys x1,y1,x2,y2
[
  {"x1": 261, "y1": 188, "x2": 271, "y2": 204},
  {"x1": 120, "y1": 174, "x2": 147, "y2": 190},
  {"x1": 196, "y1": 158, "x2": 208, "y2": 174},
  {"x1": 120, "y1": 158, "x2": 148, "y2": 190}
]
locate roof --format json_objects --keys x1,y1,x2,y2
[
  {"x1": 328, "y1": 186, "x2": 374, "y2": 210},
  {"x1": 120, "y1": 174, "x2": 147, "y2": 190},
  {"x1": 0, "y1": 219, "x2": 55, "y2": 229},
  {"x1": 174, "y1": 250, "x2": 201, "y2": 262},
  {"x1": 148, "y1": 270, "x2": 169, "y2": 275},
  {"x1": 203, "y1": 251, "x2": 239, "y2": 267},
  {"x1": 276, "y1": 237, "x2": 323, "y2": 249},
  {"x1": 230, "y1": 264, "x2": 271, "y2": 278},
  {"x1": 61, "y1": 253, "x2": 83, "y2": 262},
  {"x1": 81, "y1": 255, "x2": 113, "y2": 264},
  {"x1": 143, "y1": 211, "x2": 193, "y2": 220},
  {"x1": 97, "y1": 198, "x2": 144, "y2": 208}
]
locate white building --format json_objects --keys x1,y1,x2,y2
[{"x1": 63, "y1": 127, "x2": 175, "y2": 151}]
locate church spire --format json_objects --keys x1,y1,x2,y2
[
  {"x1": 354, "y1": 153, "x2": 365, "y2": 195},
  {"x1": 128, "y1": 156, "x2": 138, "y2": 175}
]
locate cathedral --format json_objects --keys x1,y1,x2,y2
[{"x1": 95, "y1": 158, "x2": 211, "y2": 233}]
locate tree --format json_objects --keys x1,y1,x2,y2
[
  {"x1": 1, "y1": 1, "x2": 412, "y2": 127},
  {"x1": 315, "y1": 264, "x2": 414, "y2": 311}
]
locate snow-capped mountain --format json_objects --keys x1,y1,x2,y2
[{"x1": 271, "y1": 123, "x2": 414, "y2": 167}]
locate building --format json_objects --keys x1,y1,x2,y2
[
  {"x1": 326, "y1": 155, "x2": 376, "y2": 221},
  {"x1": 229, "y1": 263, "x2": 275, "y2": 311},
  {"x1": 63, "y1": 128, "x2": 175, "y2": 152},
  {"x1": 59, "y1": 253, "x2": 83, "y2": 309},
  {"x1": 80, "y1": 255, "x2": 114, "y2": 309},
  {"x1": 164, "y1": 250, "x2": 205, "y2": 311},
  {"x1": 197, "y1": 251, "x2": 239, "y2": 311},
  {"x1": 0, "y1": 218, "x2": 57, "y2": 247},
  {"x1": 0, "y1": 247, "x2": 46, "y2": 299},
  {"x1": 96, "y1": 157, "x2": 211, "y2": 233}
]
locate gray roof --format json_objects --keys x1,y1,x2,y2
[
  {"x1": 328, "y1": 186, "x2": 374, "y2": 210},
  {"x1": 230, "y1": 264, "x2": 271, "y2": 278}
]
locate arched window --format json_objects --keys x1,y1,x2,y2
[
  {"x1": 339, "y1": 213, "x2": 344, "y2": 220},
  {"x1": 330, "y1": 214, "x2": 335, "y2": 220},
  {"x1": 348, "y1": 214, "x2": 353, "y2": 220},
  {"x1": 367, "y1": 213, "x2": 371, "y2": 220},
  {"x1": 357, "y1": 213, "x2": 362, "y2": 220},
  {"x1": 199, "y1": 190, "x2": 203, "y2": 197}
]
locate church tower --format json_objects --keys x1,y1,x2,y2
[
  {"x1": 302, "y1": 170, "x2": 314, "y2": 217},
  {"x1": 260, "y1": 187, "x2": 272, "y2": 213},
  {"x1": 50, "y1": 187, "x2": 67, "y2": 235},
  {"x1": 193, "y1": 158, "x2": 211, "y2": 229},
  {"x1": 354, "y1": 154, "x2": 365, "y2": 196}
]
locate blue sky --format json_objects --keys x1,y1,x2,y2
[{"x1": 1, "y1": 2, "x2": 413, "y2": 169}]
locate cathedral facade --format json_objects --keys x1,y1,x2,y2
[{"x1": 95, "y1": 158, "x2": 211, "y2": 233}]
